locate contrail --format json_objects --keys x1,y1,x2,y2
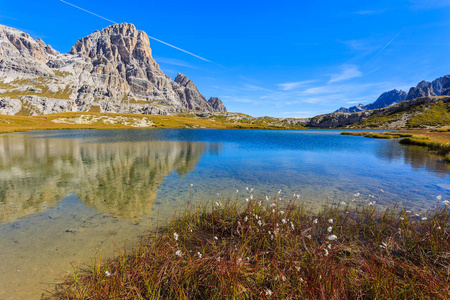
[
  {"x1": 145, "y1": 35, "x2": 212, "y2": 63},
  {"x1": 59, "y1": 0, "x2": 213, "y2": 63},
  {"x1": 335, "y1": 32, "x2": 400, "y2": 92},
  {"x1": 60, "y1": 0, "x2": 117, "y2": 24},
  {"x1": 361, "y1": 32, "x2": 401, "y2": 69}
]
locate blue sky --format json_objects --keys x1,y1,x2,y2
[{"x1": 1, "y1": 0, "x2": 450, "y2": 117}]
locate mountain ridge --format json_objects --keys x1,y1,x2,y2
[
  {"x1": 336, "y1": 75, "x2": 450, "y2": 113},
  {"x1": 0, "y1": 23, "x2": 226, "y2": 116}
]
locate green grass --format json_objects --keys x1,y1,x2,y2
[
  {"x1": 52, "y1": 197, "x2": 450, "y2": 299},
  {"x1": 399, "y1": 137, "x2": 450, "y2": 156},
  {"x1": 350, "y1": 111, "x2": 404, "y2": 128},
  {"x1": 341, "y1": 132, "x2": 413, "y2": 139},
  {"x1": 408, "y1": 101, "x2": 450, "y2": 128}
]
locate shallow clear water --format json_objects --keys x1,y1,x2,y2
[{"x1": 0, "y1": 129, "x2": 448, "y2": 299}]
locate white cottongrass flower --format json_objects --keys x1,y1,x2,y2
[
  {"x1": 437, "y1": 226, "x2": 442, "y2": 230},
  {"x1": 421, "y1": 217, "x2": 427, "y2": 221},
  {"x1": 236, "y1": 189, "x2": 239, "y2": 193},
  {"x1": 327, "y1": 243, "x2": 332, "y2": 249},
  {"x1": 291, "y1": 222, "x2": 295, "y2": 230},
  {"x1": 175, "y1": 250, "x2": 183, "y2": 257},
  {"x1": 214, "y1": 236, "x2": 218, "y2": 240},
  {"x1": 437, "y1": 195, "x2": 442, "y2": 200},
  {"x1": 246, "y1": 198, "x2": 249, "y2": 202},
  {"x1": 297, "y1": 195, "x2": 301, "y2": 199},
  {"x1": 306, "y1": 234, "x2": 312, "y2": 239},
  {"x1": 280, "y1": 211, "x2": 285, "y2": 215},
  {"x1": 215, "y1": 201, "x2": 221, "y2": 207},
  {"x1": 354, "y1": 192, "x2": 360, "y2": 197},
  {"x1": 250, "y1": 188, "x2": 254, "y2": 193},
  {"x1": 173, "y1": 232, "x2": 179, "y2": 241},
  {"x1": 190, "y1": 183, "x2": 193, "y2": 187},
  {"x1": 265, "y1": 289, "x2": 273, "y2": 296},
  {"x1": 270, "y1": 203, "x2": 276, "y2": 208},
  {"x1": 278, "y1": 189, "x2": 282, "y2": 194},
  {"x1": 272, "y1": 209, "x2": 276, "y2": 213},
  {"x1": 250, "y1": 194, "x2": 253, "y2": 200},
  {"x1": 282, "y1": 218, "x2": 287, "y2": 224},
  {"x1": 328, "y1": 219, "x2": 333, "y2": 224},
  {"x1": 313, "y1": 219, "x2": 318, "y2": 224},
  {"x1": 257, "y1": 220, "x2": 263, "y2": 227},
  {"x1": 368, "y1": 201, "x2": 376, "y2": 206},
  {"x1": 324, "y1": 249, "x2": 329, "y2": 256},
  {"x1": 105, "y1": 270, "x2": 111, "y2": 277},
  {"x1": 295, "y1": 266, "x2": 301, "y2": 272},
  {"x1": 246, "y1": 187, "x2": 249, "y2": 191},
  {"x1": 327, "y1": 226, "x2": 333, "y2": 232},
  {"x1": 281, "y1": 275, "x2": 286, "y2": 282},
  {"x1": 380, "y1": 189, "x2": 384, "y2": 193},
  {"x1": 216, "y1": 257, "x2": 221, "y2": 262},
  {"x1": 244, "y1": 216, "x2": 248, "y2": 222},
  {"x1": 340, "y1": 201, "x2": 346, "y2": 205},
  {"x1": 327, "y1": 234, "x2": 338, "y2": 241},
  {"x1": 443, "y1": 200, "x2": 449, "y2": 206},
  {"x1": 400, "y1": 217, "x2": 404, "y2": 220},
  {"x1": 197, "y1": 252, "x2": 202, "y2": 258},
  {"x1": 258, "y1": 201, "x2": 262, "y2": 206},
  {"x1": 266, "y1": 196, "x2": 269, "y2": 201}
]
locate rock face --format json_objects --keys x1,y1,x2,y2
[
  {"x1": 309, "y1": 96, "x2": 450, "y2": 128},
  {"x1": 336, "y1": 75, "x2": 449, "y2": 113},
  {"x1": 336, "y1": 89, "x2": 407, "y2": 113},
  {"x1": 405, "y1": 75, "x2": 449, "y2": 100},
  {"x1": 406, "y1": 80, "x2": 436, "y2": 100},
  {"x1": 0, "y1": 23, "x2": 226, "y2": 116},
  {"x1": 439, "y1": 76, "x2": 450, "y2": 96}
]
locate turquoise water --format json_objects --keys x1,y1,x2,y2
[{"x1": 0, "y1": 129, "x2": 448, "y2": 299}]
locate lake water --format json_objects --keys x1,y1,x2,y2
[{"x1": 0, "y1": 129, "x2": 449, "y2": 299}]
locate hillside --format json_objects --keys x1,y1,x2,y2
[{"x1": 309, "y1": 96, "x2": 450, "y2": 129}]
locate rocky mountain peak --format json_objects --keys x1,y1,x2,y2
[
  {"x1": 174, "y1": 73, "x2": 198, "y2": 90},
  {"x1": 0, "y1": 23, "x2": 227, "y2": 115}
]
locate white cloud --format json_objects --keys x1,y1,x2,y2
[
  {"x1": 328, "y1": 65, "x2": 362, "y2": 83},
  {"x1": 278, "y1": 80, "x2": 316, "y2": 91}
]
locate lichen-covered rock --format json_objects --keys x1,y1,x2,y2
[{"x1": 0, "y1": 23, "x2": 226, "y2": 116}]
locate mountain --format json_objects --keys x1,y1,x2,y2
[
  {"x1": 309, "y1": 96, "x2": 450, "y2": 128},
  {"x1": 0, "y1": 23, "x2": 226, "y2": 116},
  {"x1": 336, "y1": 89, "x2": 407, "y2": 113},
  {"x1": 336, "y1": 75, "x2": 450, "y2": 113}
]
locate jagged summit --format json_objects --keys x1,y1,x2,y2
[
  {"x1": 336, "y1": 75, "x2": 450, "y2": 113},
  {"x1": 0, "y1": 23, "x2": 226, "y2": 116}
]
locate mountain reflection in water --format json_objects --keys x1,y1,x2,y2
[{"x1": 0, "y1": 135, "x2": 207, "y2": 222}]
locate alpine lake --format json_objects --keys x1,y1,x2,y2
[{"x1": 0, "y1": 128, "x2": 449, "y2": 299}]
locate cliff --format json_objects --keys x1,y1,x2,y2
[{"x1": 0, "y1": 23, "x2": 226, "y2": 116}]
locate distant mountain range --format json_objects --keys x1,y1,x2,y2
[
  {"x1": 0, "y1": 23, "x2": 226, "y2": 116},
  {"x1": 336, "y1": 75, "x2": 450, "y2": 113}
]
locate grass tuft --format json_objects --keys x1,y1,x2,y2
[{"x1": 52, "y1": 198, "x2": 450, "y2": 299}]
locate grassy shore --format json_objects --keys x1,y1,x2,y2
[
  {"x1": 53, "y1": 197, "x2": 450, "y2": 299},
  {"x1": 342, "y1": 131, "x2": 450, "y2": 163},
  {"x1": 0, "y1": 112, "x2": 307, "y2": 134}
]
